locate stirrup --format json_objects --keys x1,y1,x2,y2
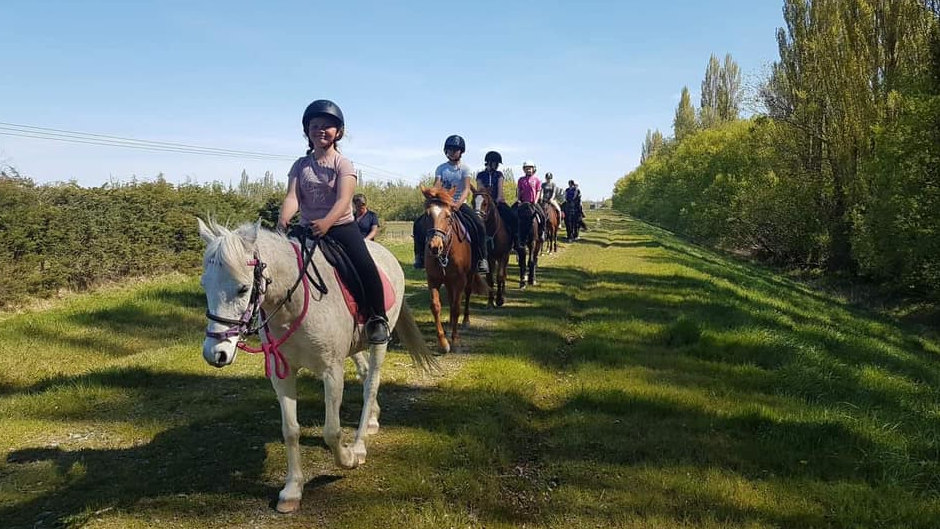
[
  {"x1": 477, "y1": 259, "x2": 489, "y2": 273},
  {"x1": 366, "y1": 316, "x2": 391, "y2": 344}
]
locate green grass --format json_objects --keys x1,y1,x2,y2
[{"x1": 1, "y1": 211, "x2": 939, "y2": 528}]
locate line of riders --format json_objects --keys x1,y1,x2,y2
[
  {"x1": 412, "y1": 134, "x2": 587, "y2": 275},
  {"x1": 274, "y1": 98, "x2": 588, "y2": 345}
]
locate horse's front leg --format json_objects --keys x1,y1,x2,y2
[
  {"x1": 429, "y1": 286, "x2": 449, "y2": 353},
  {"x1": 322, "y1": 361, "x2": 357, "y2": 469},
  {"x1": 496, "y1": 257, "x2": 507, "y2": 307},
  {"x1": 517, "y1": 248, "x2": 527, "y2": 289},
  {"x1": 271, "y1": 370, "x2": 303, "y2": 514},
  {"x1": 352, "y1": 341, "x2": 386, "y2": 465}
]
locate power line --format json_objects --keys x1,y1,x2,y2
[
  {"x1": 0, "y1": 121, "x2": 417, "y2": 180},
  {"x1": 0, "y1": 122, "x2": 290, "y2": 159}
]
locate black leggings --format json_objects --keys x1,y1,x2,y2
[
  {"x1": 413, "y1": 204, "x2": 487, "y2": 261},
  {"x1": 327, "y1": 221, "x2": 386, "y2": 320}
]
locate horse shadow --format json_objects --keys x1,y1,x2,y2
[{"x1": 0, "y1": 368, "x2": 365, "y2": 528}]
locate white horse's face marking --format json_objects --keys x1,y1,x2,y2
[
  {"x1": 427, "y1": 203, "x2": 448, "y2": 255},
  {"x1": 473, "y1": 193, "x2": 485, "y2": 213}
]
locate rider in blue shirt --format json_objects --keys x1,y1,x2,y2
[{"x1": 413, "y1": 135, "x2": 489, "y2": 273}]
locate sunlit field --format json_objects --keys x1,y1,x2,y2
[{"x1": 2, "y1": 211, "x2": 938, "y2": 528}]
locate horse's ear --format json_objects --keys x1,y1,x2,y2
[
  {"x1": 469, "y1": 182, "x2": 477, "y2": 192},
  {"x1": 197, "y1": 217, "x2": 215, "y2": 244},
  {"x1": 242, "y1": 220, "x2": 260, "y2": 245},
  {"x1": 420, "y1": 185, "x2": 432, "y2": 199}
]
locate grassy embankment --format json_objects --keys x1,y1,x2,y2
[{"x1": 1, "y1": 212, "x2": 938, "y2": 528}]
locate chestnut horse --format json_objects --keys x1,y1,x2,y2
[
  {"x1": 514, "y1": 202, "x2": 543, "y2": 289},
  {"x1": 472, "y1": 188, "x2": 511, "y2": 307},
  {"x1": 540, "y1": 200, "x2": 560, "y2": 254},
  {"x1": 421, "y1": 185, "x2": 488, "y2": 353}
]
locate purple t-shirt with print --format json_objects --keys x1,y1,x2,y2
[{"x1": 288, "y1": 152, "x2": 356, "y2": 226}]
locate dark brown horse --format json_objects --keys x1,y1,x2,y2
[
  {"x1": 421, "y1": 185, "x2": 488, "y2": 353},
  {"x1": 540, "y1": 200, "x2": 560, "y2": 254},
  {"x1": 514, "y1": 202, "x2": 543, "y2": 289},
  {"x1": 472, "y1": 188, "x2": 511, "y2": 307}
]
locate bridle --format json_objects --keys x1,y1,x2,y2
[
  {"x1": 204, "y1": 238, "x2": 327, "y2": 379},
  {"x1": 204, "y1": 252, "x2": 270, "y2": 339},
  {"x1": 426, "y1": 204, "x2": 456, "y2": 269}
]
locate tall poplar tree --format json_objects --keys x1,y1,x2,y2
[
  {"x1": 700, "y1": 54, "x2": 722, "y2": 128},
  {"x1": 718, "y1": 54, "x2": 741, "y2": 121},
  {"x1": 673, "y1": 86, "x2": 698, "y2": 141},
  {"x1": 640, "y1": 129, "x2": 665, "y2": 163}
]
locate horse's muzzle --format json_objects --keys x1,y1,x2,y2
[{"x1": 203, "y1": 338, "x2": 237, "y2": 367}]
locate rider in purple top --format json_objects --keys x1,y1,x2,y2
[{"x1": 277, "y1": 99, "x2": 389, "y2": 344}]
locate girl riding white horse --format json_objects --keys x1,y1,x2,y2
[{"x1": 199, "y1": 218, "x2": 434, "y2": 513}]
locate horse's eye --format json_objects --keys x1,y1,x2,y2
[{"x1": 238, "y1": 285, "x2": 251, "y2": 295}]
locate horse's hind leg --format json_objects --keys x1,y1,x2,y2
[
  {"x1": 271, "y1": 371, "x2": 304, "y2": 513},
  {"x1": 450, "y1": 287, "x2": 463, "y2": 347},
  {"x1": 496, "y1": 258, "x2": 507, "y2": 307},
  {"x1": 351, "y1": 351, "x2": 368, "y2": 381},
  {"x1": 322, "y1": 361, "x2": 358, "y2": 470},
  {"x1": 462, "y1": 279, "x2": 472, "y2": 329},
  {"x1": 352, "y1": 341, "x2": 386, "y2": 464},
  {"x1": 486, "y1": 266, "x2": 495, "y2": 308}
]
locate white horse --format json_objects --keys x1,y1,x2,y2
[{"x1": 197, "y1": 219, "x2": 434, "y2": 513}]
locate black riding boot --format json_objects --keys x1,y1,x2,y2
[
  {"x1": 413, "y1": 215, "x2": 427, "y2": 269},
  {"x1": 366, "y1": 315, "x2": 391, "y2": 344}
]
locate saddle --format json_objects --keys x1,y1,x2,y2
[{"x1": 291, "y1": 227, "x2": 395, "y2": 324}]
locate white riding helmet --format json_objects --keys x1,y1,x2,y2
[{"x1": 522, "y1": 160, "x2": 536, "y2": 168}]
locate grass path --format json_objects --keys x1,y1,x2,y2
[{"x1": 1, "y1": 211, "x2": 939, "y2": 528}]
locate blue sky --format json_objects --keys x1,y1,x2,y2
[{"x1": 0, "y1": 0, "x2": 783, "y2": 200}]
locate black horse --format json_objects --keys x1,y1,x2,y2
[
  {"x1": 514, "y1": 202, "x2": 542, "y2": 288},
  {"x1": 563, "y1": 200, "x2": 583, "y2": 241}
]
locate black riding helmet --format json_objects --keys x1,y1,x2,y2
[
  {"x1": 546, "y1": 172, "x2": 553, "y2": 180},
  {"x1": 484, "y1": 151, "x2": 502, "y2": 164},
  {"x1": 302, "y1": 100, "x2": 345, "y2": 132},
  {"x1": 443, "y1": 135, "x2": 466, "y2": 153}
]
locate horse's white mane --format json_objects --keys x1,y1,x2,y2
[{"x1": 202, "y1": 219, "x2": 282, "y2": 282}]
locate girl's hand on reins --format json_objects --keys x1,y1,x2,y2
[{"x1": 310, "y1": 218, "x2": 332, "y2": 237}]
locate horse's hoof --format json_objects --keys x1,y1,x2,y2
[
  {"x1": 335, "y1": 447, "x2": 359, "y2": 469},
  {"x1": 353, "y1": 441, "x2": 368, "y2": 464},
  {"x1": 519, "y1": 283, "x2": 526, "y2": 290},
  {"x1": 276, "y1": 498, "x2": 301, "y2": 514},
  {"x1": 496, "y1": 297, "x2": 504, "y2": 307}
]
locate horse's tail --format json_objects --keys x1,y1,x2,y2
[{"x1": 394, "y1": 302, "x2": 438, "y2": 373}]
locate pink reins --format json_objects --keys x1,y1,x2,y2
[{"x1": 235, "y1": 243, "x2": 309, "y2": 379}]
